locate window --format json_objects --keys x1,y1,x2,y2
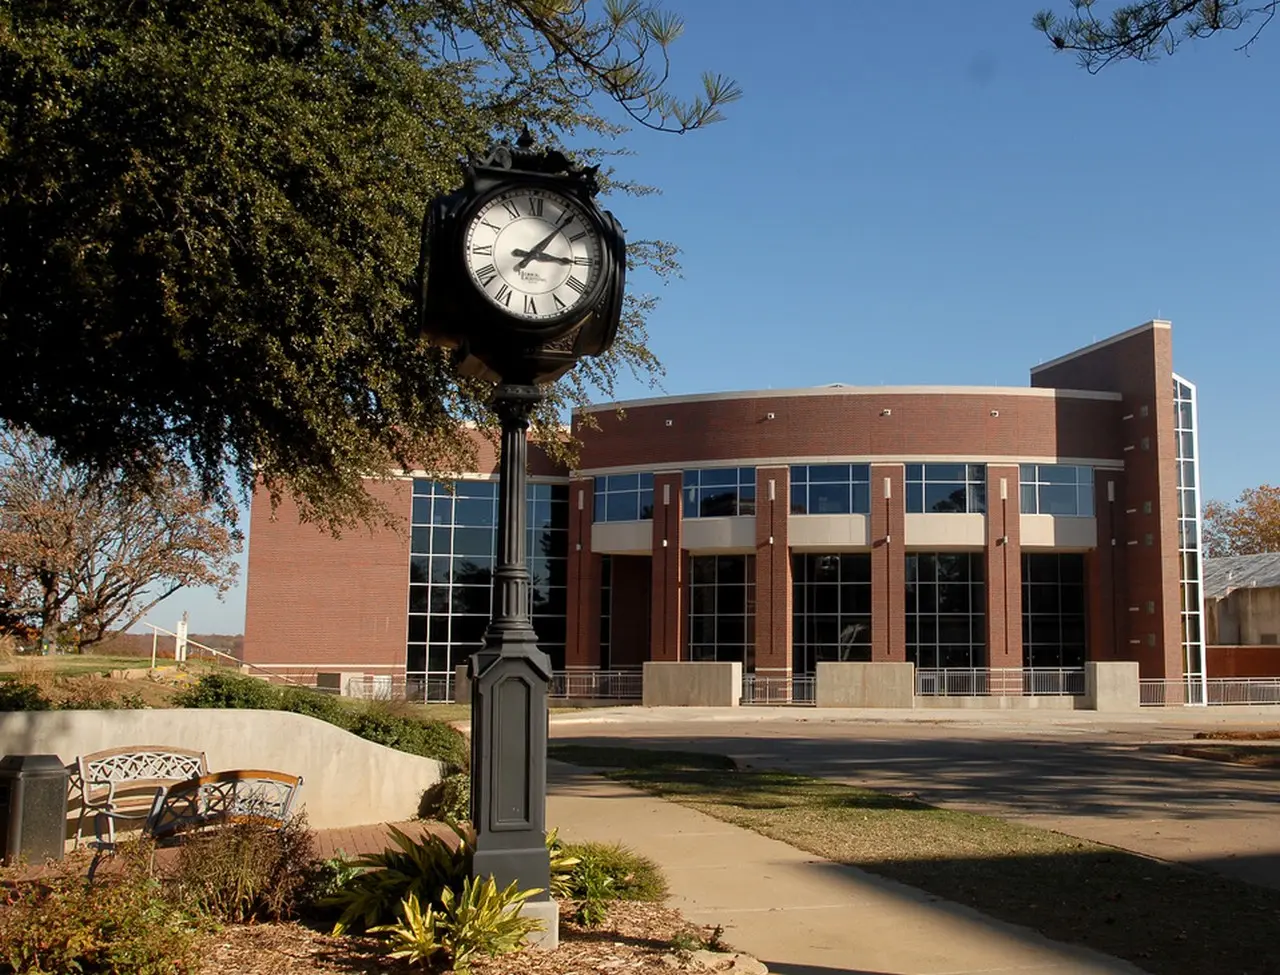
[
  {"x1": 683, "y1": 468, "x2": 756, "y2": 518},
  {"x1": 1174, "y1": 375, "x2": 1205, "y2": 684},
  {"x1": 792, "y1": 554, "x2": 872, "y2": 673},
  {"x1": 905, "y1": 464, "x2": 986, "y2": 513},
  {"x1": 1021, "y1": 554, "x2": 1086, "y2": 668},
  {"x1": 687, "y1": 555, "x2": 755, "y2": 664},
  {"x1": 593, "y1": 473, "x2": 654, "y2": 522},
  {"x1": 790, "y1": 465, "x2": 871, "y2": 515},
  {"x1": 1019, "y1": 465, "x2": 1094, "y2": 516},
  {"x1": 905, "y1": 553, "x2": 986, "y2": 668},
  {"x1": 408, "y1": 479, "x2": 568, "y2": 698}
]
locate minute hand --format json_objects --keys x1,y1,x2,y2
[
  {"x1": 515, "y1": 213, "x2": 575, "y2": 270},
  {"x1": 511, "y1": 249, "x2": 572, "y2": 266}
]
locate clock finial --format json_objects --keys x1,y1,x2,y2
[{"x1": 516, "y1": 127, "x2": 535, "y2": 150}]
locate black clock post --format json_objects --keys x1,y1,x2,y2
[{"x1": 417, "y1": 135, "x2": 626, "y2": 946}]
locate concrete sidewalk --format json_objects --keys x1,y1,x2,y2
[{"x1": 547, "y1": 760, "x2": 1147, "y2": 975}]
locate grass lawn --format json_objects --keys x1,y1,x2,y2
[
  {"x1": 0, "y1": 654, "x2": 181, "y2": 676},
  {"x1": 548, "y1": 744, "x2": 1280, "y2": 975}
]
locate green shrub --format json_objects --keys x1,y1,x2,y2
[
  {"x1": 174, "y1": 672, "x2": 281, "y2": 710},
  {"x1": 0, "y1": 679, "x2": 51, "y2": 711},
  {"x1": 372, "y1": 877, "x2": 543, "y2": 974},
  {"x1": 347, "y1": 705, "x2": 469, "y2": 771},
  {"x1": 563, "y1": 841, "x2": 667, "y2": 902},
  {"x1": 572, "y1": 860, "x2": 613, "y2": 927},
  {"x1": 325, "y1": 823, "x2": 473, "y2": 934},
  {"x1": 167, "y1": 815, "x2": 316, "y2": 923},
  {"x1": 299, "y1": 853, "x2": 363, "y2": 922},
  {"x1": 0, "y1": 842, "x2": 203, "y2": 974},
  {"x1": 278, "y1": 686, "x2": 354, "y2": 728},
  {"x1": 421, "y1": 772, "x2": 470, "y2": 823}
]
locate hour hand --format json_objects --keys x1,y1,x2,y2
[{"x1": 511, "y1": 248, "x2": 572, "y2": 265}]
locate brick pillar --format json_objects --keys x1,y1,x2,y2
[
  {"x1": 754, "y1": 467, "x2": 793, "y2": 687},
  {"x1": 564, "y1": 478, "x2": 601, "y2": 669},
  {"x1": 1088, "y1": 471, "x2": 1125, "y2": 660},
  {"x1": 650, "y1": 472, "x2": 684, "y2": 662},
  {"x1": 985, "y1": 465, "x2": 1023, "y2": 680},
  {"x1": 870, "y1": 464, "x2": 906, "y2": 662}
]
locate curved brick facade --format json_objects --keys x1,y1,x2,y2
[{"x1": 244, "y1": 320, "x2": 1202, "y2": 688}]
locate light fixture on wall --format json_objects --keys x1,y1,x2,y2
[
  {"x1": 990, "y1": 409, "x2": 999, "y2": 417},
  {"x1": 766, "y1": 412, "x2": 776, "y2": 420},
  {"x1": 880, "y1": 408, "x2": 892, "y2": 417},
  {"x1": 664, "y1": 419, "x2": 673, "y2": 427}
]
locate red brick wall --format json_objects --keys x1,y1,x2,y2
[
  {"x1": 650, "y1": 472, "x2": 684, "y2": 661},
  {"x1": 754, "y1": 467, "x2": 792, "y2": 674},
  {"x1": 575, "y1": 391, "x2": 1121, "y2": 471},
  {"x1": 243, "y1": 478, "x2": 410, "y2": 670},
  {"x1": 985, "y1": 465, "x2": 1023, "y2": 668},
  {"x1": 1207, "y1": 645, "x2": 1280, "y2": 678},
  {"x1": 564, "y1": 477, "x2": 598, "y2": 668},
  {"x1": 870, "y1": 464, "x2": 906, "y2": 662},
  {"x1": 1031, "y1": 323, "x2": 1182, "y2": 679},
  {"x1": 1087, "y1": 471, "x2": 1126, "y2": 660}
]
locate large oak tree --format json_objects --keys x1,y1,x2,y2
[{"x1": 0, "y1": 0, "x2": 738, "y2": 528}]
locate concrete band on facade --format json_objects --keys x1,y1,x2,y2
[{"x1": 243, "y1": 320, "x2": 1206, "y2": 688}]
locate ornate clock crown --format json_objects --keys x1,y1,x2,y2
[{"x1": 466, "y1": 130, "x2": 602, "y2": 198}]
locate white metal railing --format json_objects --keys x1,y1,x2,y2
[
  {"x1": 550, "y1": 670, "x2": 642, "y2": 700},
  {"x1": 139, "y1": 621, "x2": 305, "y2": 686},
  {"x1": 915, "y1": 667, "x2": 1085, "y2": 697},
  {"x1": 1141, "y1": 677, "x2": 1280, "y2": 707},
  {"x1": 741, "y1": 674, "x2": 816, "y2": 705}
]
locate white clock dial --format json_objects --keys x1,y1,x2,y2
[{"x1": 462, "y1": 187, "x2": 604, "y2": 321}]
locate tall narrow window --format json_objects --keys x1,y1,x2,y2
[
  {"x1": 905, "y1": 553, "x2": 986, "y2": 668},
  {"x1": 1174, "y1": 375, "x2": 1206, "y2": 693},
  {"x1": 687, "y1": 555, "x2": 756, "y2": 664}
]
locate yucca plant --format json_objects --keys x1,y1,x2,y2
[
  {"x1": 546, "y1": 827, "x2": 581, "y2": 900},
  {"x1": 437, "y1": 876, "x2": 544, "y2": 973},
  {"x1": 323, "y1": 823, "x2": 473, "y2": 934}
]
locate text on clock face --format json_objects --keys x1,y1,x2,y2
[{"x1": 463, "y1": 188, "x2": 603, "y2": 320}]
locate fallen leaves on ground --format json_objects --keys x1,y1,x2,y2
[{"x1": 199, "y1": 901, "x2": 728, "y2": 974}]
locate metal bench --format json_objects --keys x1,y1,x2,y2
[
  {"x1": 71, "y1": 746, "x2": 208, "y2": 848},
  {"x1": 86, "y1": 768, "x2": 304, "y2": 879}
]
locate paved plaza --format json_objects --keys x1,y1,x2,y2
[{"x1": 548, "y1": 706, "x2": 1280, "y2": 891}]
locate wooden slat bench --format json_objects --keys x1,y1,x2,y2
[{"x1": 70, "y1": 746, "x2": 208, "y2": 848}]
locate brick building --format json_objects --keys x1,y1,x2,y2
[{"x1": 243, "y1": 320, "x2": 1208, "y2": 696}]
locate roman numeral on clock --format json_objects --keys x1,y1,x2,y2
[
  {"x1": 572, "y1": 255, "x2": 591, "y2": 266},
  {"x1": 502, "y1": 200, "x2": 521, "y2": 220},
  {"x1": 471, "y1": 244, "x2": 493, "y2": 256},
  {"x1": 494, "y1": 283, "x2": 513, "y2": 306},
  {"x1": 528, "y1": 197, "x2": 544, "y2": 217},
  {"x1": 553, "y1": 294, "x2": 567, "y2": 310},
  {"x1": 565, "y1": 276, "x2": 587, "y2": 295},
  {"x1": 481, "y1": 219, "x2": 500, "y2": 232},
  {"x1": 568, "y1": 231, "x2": 586, "y2": 242},
  {"x1": 475, "y1": 264, "x2": 498, "y2": 286},
  {"x1": 523, "y1": 295, "x2": 537, "y2": 316}
]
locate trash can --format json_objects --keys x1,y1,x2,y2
[{"x1": 0, "y1": 754, "x2": 69, "y2": 866}]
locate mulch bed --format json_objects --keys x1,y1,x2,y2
[{"x1": 200, "y1": 901, "x2": 712, "y2": 974}]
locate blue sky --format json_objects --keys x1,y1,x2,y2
[{"x1": 163, "y1": 1, "x2": 1280, "y2": 634}]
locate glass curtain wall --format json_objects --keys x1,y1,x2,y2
[
  {"x1": 408, "y1": 479, "x2": 568, "y2": 699},
  {"x1": 1021, "y1": 553, "x2": 1087, "y2": 667},
  {"x1": 792, "y1": 554, "x2": 872, "y2": 673},
  {"x1": 1174, "y1": 374, "x2": 1207, "y2": 696},
  {"x1": 905, "y1": 553, "x2": 986, "y2": 668},
  {"x1": 687, "y1": 555, "x2": 756, "y2": 664}
]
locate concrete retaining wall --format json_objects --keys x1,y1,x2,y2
[
  {"x1": 0, "y1": 709, "x2": 445, "y2": 830},
  {"x1": 642, "y1": 662, "x2": 741, "y2": 707},
  {"x1": 914, "y1": 695, "x2": 1079, "y2": 710},
  {"x1": 816, "y1": 662, "x2": 915, "y2": 708}
]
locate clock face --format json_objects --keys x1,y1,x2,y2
[{"x1": 462, "y1": 187, "x2": 604, "y2": 322}]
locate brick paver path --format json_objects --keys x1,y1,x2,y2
[{"x1": 312, "y1": 820, "x2": 457, "y2": 861}]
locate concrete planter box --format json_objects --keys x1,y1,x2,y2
[
  {"x1": 816, "y1": 662, "x2": 915, "y2": 708},
  {"x1": 642, "y1": 662, "x2": 742, "y2": 707},
  {"x1": 1083, "y1": 661, "x2": 1140, "y2": 711}
]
